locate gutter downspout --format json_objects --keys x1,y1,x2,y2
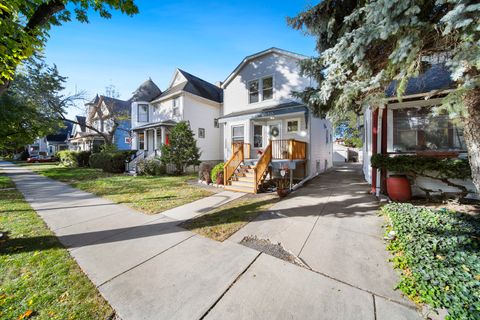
[{"x1": 371, "y1": 108, "x2": 379, "y2": 195}]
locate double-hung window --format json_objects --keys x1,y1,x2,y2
[
  {"x1": 253, "y1": 125, "x2": 263, "y2": 148},
  {"x1": 173, "y1": 98, "x2": 180, "y2": 116},
  {"x1": 198, "y1": 128, "x2": 206, "y2": 139},
  {"x1": 248, "y1": 77, "x2": 273, "y2": 103},
  {"x1": 232, "y1": 125, "x2": 244, "y2": 143},
  {"x1": 138, "y1": 104, "x2": 149, "y2": 122},
  {"x1": 248, "y1": 80, "x2": 259, "y2": 103},
  {"x1": 262, "y1": 76, "x2": 273, "y2": 100}
]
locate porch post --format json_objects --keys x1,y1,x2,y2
[
  {"x1": 154, "y1": 128, "x2": 158, "y2": 151},
  {"x1": 371, "y1": 108, "x2": 379, "y2": 195},
  {"x1": 143, "y1": 130, "x2": 147, "y2": 151},
  {"x1": 160, "y1": 127, "x2": 166, "y2": 145}
]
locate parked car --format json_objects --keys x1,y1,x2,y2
[{"x1": 26, "y1": 155, "x2": 57, "y2": 163}]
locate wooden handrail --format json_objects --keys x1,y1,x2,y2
[
  {"x1": 253, "y1": 141, "x2": 272, "y2": 193},
  {"x1": 271, "y1": 139, "x2": 306, "y2": 160},
  {"x1": 224, "y1": 143, "x2": 244, "y2": 185}
]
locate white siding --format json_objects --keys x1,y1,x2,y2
[
  {"x1": 308, "y1": 115, "x2": 333, "y2": 176},
  {"x1": 183, "y1": 94, "x2": 221, "y2": 161},
  {"x1": 362, "y1": 107, "x2": 372, "y2": 184},
  {"x1": 223, "y1": 53, "x2": 312, "y2": 116}
]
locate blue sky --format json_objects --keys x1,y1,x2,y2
[{"x1": 44, "y1": 0, "x2": 317, "y2": 117}]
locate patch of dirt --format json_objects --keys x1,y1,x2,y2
[
  {"x1": 240, "y1": 236, "x2": 309, "y2": 269},
  {"x1": 410, "y1": 199, "x2": 480, "y2": 216}
]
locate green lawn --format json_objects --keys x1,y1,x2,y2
[
  {"x1": 182, "y1": 194, "x2": 277, "y2": 241},
  {"x1": 16, "y1": 163, "x2": 213, "y2": 214},
  {"x1": 0, "y1": 173, "x2": 113, "y2": 319}
]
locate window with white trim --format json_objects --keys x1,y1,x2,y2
[
  {"x1": 138, "y1": 104, "x2": 149, "y2": 122},
  {"x1": 287, "y1": 119, "x2": 299, "y2": 133},
  {"x1": 248, "y1": 80, "x2": 259, "y2": 103},
  {"x1": 172, "y1": 98, "x2": 180, "y2": 116},
  {"x1": 232, "y1": 125, "x2": 244, "y2": 143},
  {"x1": 253, "y1": 125, "x2": 263, "y2": 148},
  {"x1": 198, "y1": 128, "x2": 205, "y2": 139},
  {"x1": 262, "y1": 76, "x2": 273, "y2": 101}
]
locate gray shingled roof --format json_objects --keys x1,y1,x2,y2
[
  {"x1": 46, "y1": 121, "x2": 73, "y2": 142},
  {"x1": 154, "y1": 69, "x2": 223, "y2": 103},
  {"x1": 131, "y1": 79, "x2": 162, "y2": 102},
  {"x1": 101, "y1": 96, "x2": 131, "y2": 116},
  {"x1": 385, "y1": 64, "x2": 454, "y2": 97},
  {"x1": 75, "y1": 116, "x2": 86, "y2": 132},
  {"x1": 219, "y1": 101, "x2": 306, "y2": 120}
]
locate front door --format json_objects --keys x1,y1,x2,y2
[{"x1": 268, "y1": 122, "x2": 282, "y2": 140}]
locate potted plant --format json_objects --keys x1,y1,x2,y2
[
  {"x1": 386, "y1": 174, "x2": 412, "y2": 202},
  {"x1": 211, "y1": 162, "x2": 225, "y2": 185},
  {"x1": 276, "y1": 178, "x2": 289, "y2": 197}
]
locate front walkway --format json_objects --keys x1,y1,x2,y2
[{"x1": 1, "y1": 162, "x2": 420, "y2": 319}]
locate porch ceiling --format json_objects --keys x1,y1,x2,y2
[{"x1": 132, "y1": 120, "x2": 177, "y2": 131}]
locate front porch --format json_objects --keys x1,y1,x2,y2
[
  {"x1": 131, "y1": 120, "x2": 176, "y2": 158},
  {"x1": 224, "y1": 139, "x2": 307, "y2": 194}
]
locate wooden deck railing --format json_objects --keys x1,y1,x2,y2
[
  {"x1": 232, "y1": 142, "x2": 250, "y2": 159},
  {"x1": 224, "y1": 143, "x2": 244, "y2": 185},
  {"x1": 271, "y1": 139, "x2": 307, "y2": 160},
  {"x1": 253, "y1": 141, "x2": 272, "y2": 193}
]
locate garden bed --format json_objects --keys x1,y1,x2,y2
[{"x1": 382, "y1": 203, "x2": 480, "y2": 319}]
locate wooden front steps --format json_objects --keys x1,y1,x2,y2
[{"x1": 225, "y1": 164, "x2": 256, "y2": 193}]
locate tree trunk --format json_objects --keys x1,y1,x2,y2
[{"x1": 462, "y1": 87, "x2": 480, "y2": 193}]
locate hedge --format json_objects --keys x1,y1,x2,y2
[
  {"x1": 382, "y1": 203, "x2": 480, "y2": 319},
  {"x1": 136, "y1": 158, "x2": 166, "y2": 176},
  {"x1": 89, "y1": 151, "x2": 135, "y2": 173},
  {"x1": 57, "y1": 150, "x2": 91, "y2": 168}
]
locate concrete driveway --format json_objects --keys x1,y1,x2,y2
[
  {"x1": 230, "y1": 163, "x2": 412, "y2": 304},
  {"x1": 2, "y1": 162, "x2": 420, "y2": 319}
]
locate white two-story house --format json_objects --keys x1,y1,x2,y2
[
  {"x1": 130, "y1": 70, "x2": 223, "y2": 163},
  {"x1": 219, "y1": 47, "x2": 333, "y2": 193}
]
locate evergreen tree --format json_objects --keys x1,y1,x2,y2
[
  {"x1": 289, "y1": 0, "x2": 480, "y2": 191},
  {"x1": 160, "y1": 122, "x2": 201, "y2": 174}
]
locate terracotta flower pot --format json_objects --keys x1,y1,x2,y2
[
  {"x1": 386, "y1": 176, "x2": 412, "y2": 202},
  {"x1": 216, "y1": 176, "x2": 224, "y2": 185},
  {"x1": 277, "y1": 188, "x2": 289, "y2": 198}
]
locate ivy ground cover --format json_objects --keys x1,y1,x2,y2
[{"x1": 382, "y1": 203, "x2": 479, "y2": 319}]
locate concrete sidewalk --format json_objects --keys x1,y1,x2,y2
[{"x1": 1, "y1": 162, "x2": 420, "y2": 319}]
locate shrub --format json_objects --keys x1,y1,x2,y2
[
  {"x1": 89, "y1": 151, "x2": 134, "y2": 173},
  {"x1": 382, "y1": 203, "x2": 480, "y2": 319},
  {"x1": 76, "y1": 151, "x2": 91, "y2": 167},
  {"x1": 137, "y1": 158, "x2": 166, "y2": 176},
  {"x1": 211, "y1": 162, "x2": 224, "y2": 184},
  {"x1": 57, "y1": 150, "x2": 79, "y2": 167},
  {"x1": 57, "y1": 150, "x2": 92, "y2": 167},
  {"x1": 344, "y1": 136, "x2": 363, "y2": 148}
]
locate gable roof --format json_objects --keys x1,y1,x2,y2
[
  {"x1": 46, "y1": 121, "x2": 73, "y2": 142},
  {"x1": 222, "y1": 47, "x2": 309, "y2": 88},
  {"x1": 153, "y1": 69, "x2": 223, "y2": 103},
  {"x1": 131, "y1": 78, "x2": 162, "y2": 102},
  {"x1": 385, "y1": 64, "x2": 454, "y2": 97},
  {"x1": 75, "y1": 116, "x2": 86, "y2": 132}
]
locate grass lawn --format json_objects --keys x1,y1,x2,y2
[
  {"x1": 15, "y1": 163, "x2": 213, "y2": 214},
  {"x1": 182, "y1": 194, "x2": 278, "y2": 241},
  {"x1": 382, "y1": 203, "x2": 480, "y2": 319},
  {"x1": 0, "y1": 173, "x2": 113, "y2": 319}
]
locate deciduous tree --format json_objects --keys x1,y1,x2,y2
[{"x1": 0, "y1": 0, "x2": 138, "y2": 95}]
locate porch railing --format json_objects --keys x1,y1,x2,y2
[
  {"x1": 232, "y1": 142, "x2": 251, "y2": 159},
  {"x1": 224, "y1": 143, "x2": 244, "y2": 185},
  {"x1": 271, "y1": 139, "x2": 307, "y2": 160},
  {"x1": 253, "y1": 141, "x2": 272, "y2": 193}
]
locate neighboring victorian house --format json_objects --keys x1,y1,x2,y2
[
  {"x1": 69, "y1": 95, "x2": 131, "y2": 151},
  {"x1": 362, "y1": 63, "x2": 476, "y2": 197},
  {"x1": 28, "y1": 121, "x2": 73, "y2": 157},
  {"x1": 130, "y1": 71, "x2": 222, "y2": 162},
  {"x1": 219, "y1": 47, "x2": 333, "y2": 193},
  {"x1": 68, "y1": 115, "x2": 88, "y2": 151}
]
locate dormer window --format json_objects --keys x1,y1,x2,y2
[
  {"x1": 138, "y1": 104, "x2": 149, "y2": 122},
  {"x1": 248, "y1": 76, "x2": 273, "y2": 104}
]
